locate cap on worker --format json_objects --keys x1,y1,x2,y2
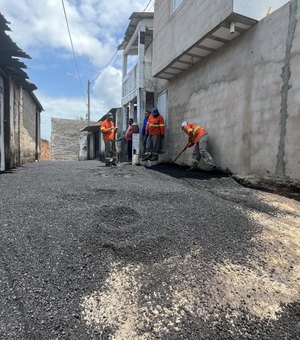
[
  {"x1": 181, "y1": 121, "x2": 188, "y2": 129},
  {"x1": 152, "y1": 107, "x2": 159, "y2": 115},
  {"x1": 107, "y1": 112, "x2": 113, "y2": 118}
]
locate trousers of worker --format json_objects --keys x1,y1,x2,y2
[
  {"x1": 104, "y1": 140, "x2": 116, "y2": 163},
  {"x1": 192, "y1": 134, "x2": 215, "y2": 167},
  {"x1": 145, "y1": 135, "x2": 161, "y2": 158}
]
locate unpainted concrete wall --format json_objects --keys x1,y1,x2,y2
[
  {"x1": 157, "y1": 1, "x2": 300, "y2": 180},
  {"x1": 153, "y1": 0, "x2": 233, "y2": 76}
]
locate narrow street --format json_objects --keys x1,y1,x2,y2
[{"x1": 0, "y1": 161, "x2": 299, "y2": 340}]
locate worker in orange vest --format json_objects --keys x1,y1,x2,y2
[
  {"x1": 181, "y1": 121, "x2": 215, "y2": 169},
  {"x1": 100, "y1": 112, "x2": 118, "y2": 166},
  {"x1": 141, "y1": 108, "x2": 165, "y2": 161}
]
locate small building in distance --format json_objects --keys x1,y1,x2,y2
[{"x1": 51, "y1": 118, "x2": 97, "y2": 161}]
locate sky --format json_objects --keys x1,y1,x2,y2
[
  {"x1": 0, "y1": 0, "x2": 289, "y2": 141},
  {"x1": 0, "y1": 0, "x2": 154, "y2": 140}
]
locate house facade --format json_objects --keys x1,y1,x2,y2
[
  {"x1": 119, "y1": 12, "x2": 175, "y2": 161},
  {"x1": 119, "y1": 13, "x2": 158, "y2": 157},
  {"x1": 152, "y1": 0, "x2": 300, "y2": 181},
  {"x1": 0, "y1": 13, "x2": 43, "y2": 171}
]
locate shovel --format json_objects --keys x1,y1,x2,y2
[{"x1": 172, "y1": 143, "x2": 189, "y2": 163}]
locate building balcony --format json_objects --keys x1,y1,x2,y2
[{"x1": 121, "y1": 61, "x2": 156, "y2": 106}]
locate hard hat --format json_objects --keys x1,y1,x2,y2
[{"x1": 181, "y1": 121, "x2": 188, "y2": 128}]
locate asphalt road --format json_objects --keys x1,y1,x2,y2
[{"x1": 0, "y1": 161, "x2": 299, "y2": 340}]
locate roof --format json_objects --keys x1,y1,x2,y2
[
  {"x1": 81, "y1": 120, "x2": 101, "y2": 133},
  {"x1": 81, "y1": 125, "x2": 101, "y2": 133},
  {"x1": 96, "y1": 107, "x2": 122, "y2": 122},
  {"x1": 29, "y1": 91, "x2": 44, "y2": 112},
  {"x1": 0, "y1": 12, "x2": 40, "y2": 95},
  {"x1": 118, "y1": 12, "x2": 154, "y2": 51}
]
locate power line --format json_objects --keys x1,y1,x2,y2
[
  {"x1": 90, "y1": 0, "x2": 154, "y2": 84},
  {"x1": 143, "y1": 0, "x2": 153, "y2": 12},
  {"x1": 90, "y1": 50, "x2": 119, "y2": 84},
  {"x1": 61, "y1": 0, "x2": 87, "y2": 106}
]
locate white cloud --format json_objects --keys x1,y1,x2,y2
[
  {"x1": 39, "y1": 94, "x2": 87, "y2": 141},
  {"x1": 38, "y1": 62, "x2": 123, "y2": 140},
  {"x1": 38, "y1": 92, "x2": 106, "y2": 140},
  {"x1": 92, "y1": 66, "x2": 122, "y2": 109},
  {"x1": 233, "y1": 0, "x2": 289, "y2": 20},
  {"x1": 0, "y1": 0, "x2": 152, "y2": 140},
  {"x1": 1, "y1": 0, "x2": 147, "y2": 67}
]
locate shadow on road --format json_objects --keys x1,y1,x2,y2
[{"x1": 145, "y1": 162, "x2": 230, "y2": 181}]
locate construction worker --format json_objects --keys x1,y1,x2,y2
[
  {"x1": 181, "y1": 121, "x2": 215, "y2": 169},
  {"x1": 141, "y1": 110, "x2": 151, "y2": 151},
  {"x1": 142, "y1": 108, "x2": 165, "y2": 161},
  {"x1": 100, "y1": 112, "x2": 118, "y2": 166},
  {"x1": 125, "y1": 118, "x2": 134, "y2": 162}
]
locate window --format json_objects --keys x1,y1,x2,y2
[{"x1": 172, "y1": 0, "x2": 184, "y2": 12}]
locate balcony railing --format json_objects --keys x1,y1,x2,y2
[{"x1": 122, "y1": 62, "x2": 157, "y2": 105}]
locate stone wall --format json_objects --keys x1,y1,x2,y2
[
  {"x1": 51, "y1": 118, "x2": 88, "y2": 161},
  {"x1": 20, "y1": 88, "x2": 39, "y2": 164}
]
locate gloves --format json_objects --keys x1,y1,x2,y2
[
  {"x1": 160, "y1": 135, "x2": 165, "y2": 139},
  {"x1": 187, "y1": 141, "x2": 194, "y2": 148}
]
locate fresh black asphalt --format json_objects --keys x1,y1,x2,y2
[{"x1": 0, "y1": 161, "x2": 299, "y2": 339}]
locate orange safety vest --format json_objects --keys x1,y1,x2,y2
[
  {"x1": 183, "y1": 123, "x2": 207, "y2": 146},
  {"x1": 100, "y1": 119, "x2": 115, "y2": 141},
  {"x1": 146, "y1": 114, "x2": 165, "y2": 136}
]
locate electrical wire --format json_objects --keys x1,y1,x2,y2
[
  {"x1": 143, "y1": 0, "x2": 153, "y2": 12},
  {"x1": 90, "y1": 50, "x2": 119, "y2": 84},
  {"x1": 90, "y1": 0, "x2": 154, "y2": 84},
  {"x1": 61, "y1": 0, "x2": 87, "y2": 105}
]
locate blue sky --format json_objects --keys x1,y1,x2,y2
[
  {"x1": 0, "y1": 0, "x2": 154, "y2": 140},
  {"x1": 0, "y1": 0, "x2": 289, "y2": 140}
]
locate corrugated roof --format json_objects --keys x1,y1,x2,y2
[
  {"x1": 118, "y1": 12, "x2": 154, "y2": 51},
  {"x1": 0, "y1": 12, "x2": 43, "y2": 108}
]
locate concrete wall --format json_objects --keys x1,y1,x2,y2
[
  {"x1": 20, "y1": 88, "x2": 39, "y2": 164},
  {"x1": 9, "y1": 83, "x2": 19, "y2": 167},
  {"x1": 156, "y1": 1, "x2": 300, "y2": 181},
  {"x1": 51, "y1": 118, "x2": 88, "y2": 161},
  {"x1": 285, "y1": 0, "x2": 300, "y2": 180},
  {"x1": 3, "y1": 83, "x2": 40, "y2": 168},
  {"x1": 153, "y1": 0, "x2": 233, "y2": 76},
  {"x1": 0, "y1": 75, "x2": 4, "y2": 171}
]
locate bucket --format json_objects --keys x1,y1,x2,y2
[{"x1": 132, "y1": 154, "x2": 140, "y2": 165}]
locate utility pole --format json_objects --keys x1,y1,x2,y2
[{"x1": 87, "y1": 80, "x2": 90, "y2": 126}]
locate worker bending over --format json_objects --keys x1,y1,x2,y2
[{"x1": 181, "y1": 121, "x2": 215, "y2": 169}]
